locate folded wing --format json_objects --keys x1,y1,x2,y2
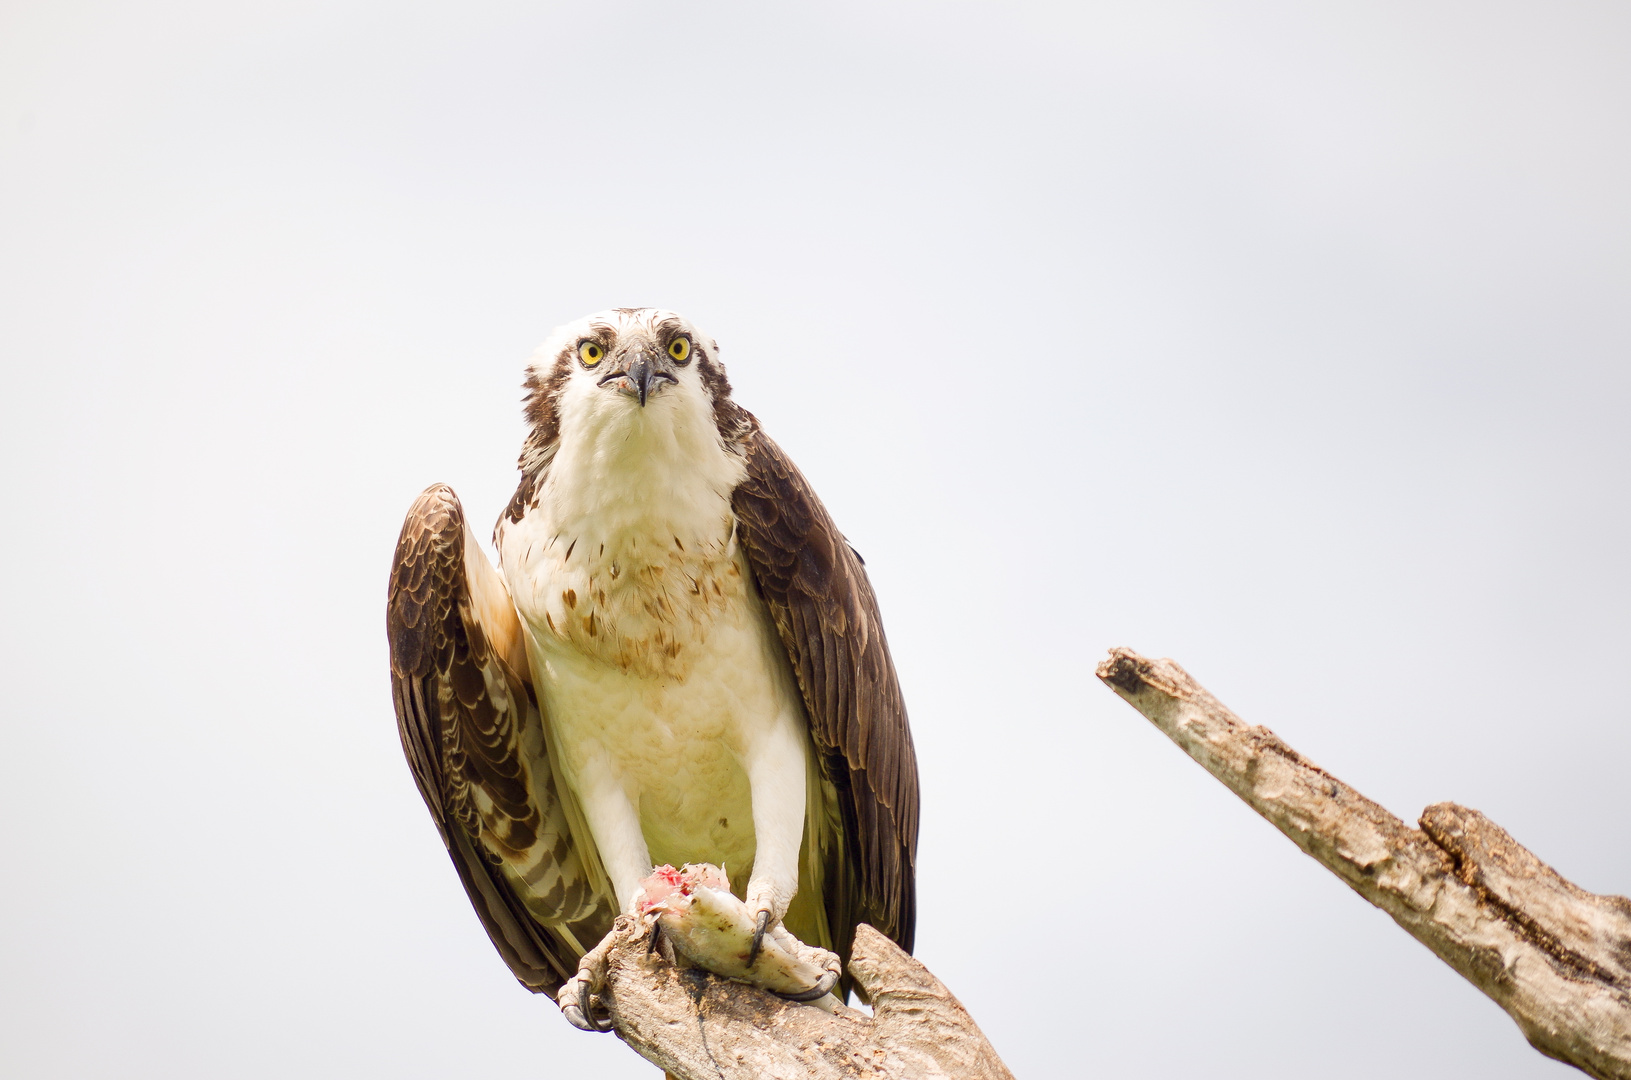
[
  {"x1": 388, "y1": 484, "x2": 613, "y2": 994},
  {"x1": 730, "y1": 428, "x2": 920, "y2": 968}
]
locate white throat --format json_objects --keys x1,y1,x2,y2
[
  {"x1": 543, "y1": 386, "x2": 744, "y2": 544},
  {"x1": 503, "y1": 384, "x2": 750, "y2": 679}
]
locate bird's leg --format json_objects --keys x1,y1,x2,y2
[
  {"x1": 738, "y1": 726, "x2": 839, "y2": 998},
  {"x1": 557, "y1": 766, "x2": 654, "y2": 1032},
  {"x1": 742, "y1": 722, "x2": 806, "y2": 957},
  {"x1": 559, "y1": 865, "x2": 661, "y2": 1032},
  {"x1": 558, "y1": 915, "x2": 637, "y2": 1032}
]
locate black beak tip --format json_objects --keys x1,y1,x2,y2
[
  {"x1": 626, "y1": 356, "x2": 656, "y2": 407},
  {"x1": 606, "y1": 354, "x2": 666, "y2": 407}
]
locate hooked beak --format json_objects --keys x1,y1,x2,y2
[{"x1": 598, "y1": 347, "x2": 677, "y2": 407}]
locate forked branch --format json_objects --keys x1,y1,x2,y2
[{"x1": 1096, "y1": 646, "x2": 1631, "y2": 1080}]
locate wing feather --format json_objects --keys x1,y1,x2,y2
[
  {"x1": 730, "y1": 428, "x2": 919, "y2": 964},
  {"x1": 388, "y1": 484, "x2": 613, "y2": 994}
]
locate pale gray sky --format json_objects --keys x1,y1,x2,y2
[{"x1": 2, "y1": 2, "x2": 1628, "y2": 1077}]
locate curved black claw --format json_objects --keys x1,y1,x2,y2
[
  {"x1": 581, "y1": 978, "x2": 614, "y2": 1032},
  {"x1": 747, "y1": 909, "x2": 770, "y2": 968},
  {"x1": 774, "y1": 965, "x2": 840, "y2": 1003},
  {"x1": 647, "y1": 920, "x2": 663, "y2": 956},
  {"x1": 563, "y1": 977, "x2": 614, "y2": 1033}
]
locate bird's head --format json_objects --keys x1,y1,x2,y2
[{"x1": 519, "y1": 308, "x2": 743, "y2": 472}]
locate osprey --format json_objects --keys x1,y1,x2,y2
[{"x1": 387, "y1": 308, "x2": 918, "y2": 1028}]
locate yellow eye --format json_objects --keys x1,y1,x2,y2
[
  {"x1": 579, "y1": 341, "x2": 604, "y2": 366},
  {"x1": 668, "y1": 337, "x2": 691, "y2": 362}
]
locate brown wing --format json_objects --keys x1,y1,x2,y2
[
  {"x1": 730, "y1": 428, "x2": 920, "y2": 966},
  {"x1": 388, "y1": 484, "x2": 613, "y2": 995}
]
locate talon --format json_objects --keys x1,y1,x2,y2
[
  {"x1": 557, "y1": 919, "x2": 631, "y2": 1034},
  {"x1": 748, "y1": 909, "x2": 770, "y2": 968},
  {"x1": 578, "y1": 978, "x2": 614, "y2": 1032},
  {"x1": 562, "y1": 971, "x2": 614, "y2": 1033},
  {"x1": 775, "y1": 965, "x2": 840, "y2": 1003},
  {"x1": 562, "y1": 1000, "x2": 591, "y2": 1031},
  {"x1": 648, "y1": 920, "x2": 662, "y2": 956}
]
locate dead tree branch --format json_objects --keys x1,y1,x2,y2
[
  {"x1": 592, "y1": 919, "x2": 1015, "y2": 1080},
  {"x1": 1096, "y1": 646, "x2": 1631, "y2": 1080}
]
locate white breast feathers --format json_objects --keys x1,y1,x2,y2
[{"x1": 498, "y1": 371, "x2": 750, "y2": 680}]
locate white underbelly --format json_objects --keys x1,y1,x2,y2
[{"x1": 527, "y1": 600, "x2": 806, "y2": 886}]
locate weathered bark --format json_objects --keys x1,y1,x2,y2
[
  {"x1": 591, "y1": 918, "x2": 1014, "y2": 1079},
  {"x1": 1096, "y1": 646, "x2": 1631, "y2": 1080}
]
